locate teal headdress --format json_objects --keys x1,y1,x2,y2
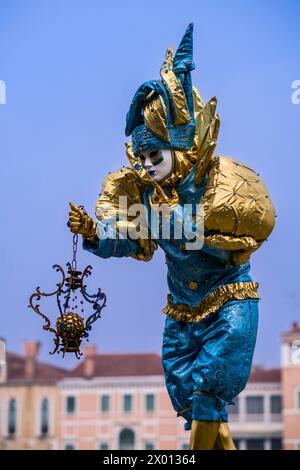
[{"x1": 125, "y1": 23, "x2": 196, "y2": 157}]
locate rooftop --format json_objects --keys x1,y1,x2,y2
[
  {"x1": 248, "y1": 366, "x2": 281, "y2": 383},
  {"x1": 1, "y1": 341, "x2": 282, "y2": 384},
  {"x1": 5, "y1": 351, "x2": 67, "y2": 383},
  {"x1": 68, "y1": 352, "x2": 164, "y2": 378}
]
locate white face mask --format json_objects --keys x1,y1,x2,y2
[{"x1": 139, "y1": 149, "x2": 173, "y2": 182}]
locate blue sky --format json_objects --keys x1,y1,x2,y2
[{"x1": 0, "y1": 0, "x2": 299, "y2": 368}]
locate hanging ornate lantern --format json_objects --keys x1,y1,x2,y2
[{"x1": 28, "y1": 233, "x2": 106, "y2": 359}]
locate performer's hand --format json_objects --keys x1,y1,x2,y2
[{"x1": 68, "y1": 203, "x2": 97, "y2": 241}]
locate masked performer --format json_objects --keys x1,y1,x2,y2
[{"x1": 68, "y1": 24, "x2": 275, "y2": 450}]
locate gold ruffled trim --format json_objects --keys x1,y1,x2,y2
[{"x1": 162, "y1": 282, "x2": 260, "y2": 323}]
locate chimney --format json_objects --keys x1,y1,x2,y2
[
  {"x1": 23, "y1": 340, "x2": 40, "y2": 380},
  {"x1": 291, "y1": 321, "x2": 300, "y2": 333},
  {"x1": 83, "y1": 345, "x2": 97, "y2": 378}
]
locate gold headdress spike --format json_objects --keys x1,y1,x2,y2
[
  {"x1": 160, "y1": 47, "x2": 191, "y2": 126},
  {"x1": 192, "y1": 87, "x2": 220, "y2": 185}
]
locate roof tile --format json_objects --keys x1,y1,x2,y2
[{"x1": 67, "y1": 353, "x2": 164, "y2": 378}]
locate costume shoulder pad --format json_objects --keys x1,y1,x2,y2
[
  {"x1": 203, "y1": 156, "x2": 275, "y2": 263},
  {"x1": 96, "y1": 167, "x2": 145, "y2": 215}
]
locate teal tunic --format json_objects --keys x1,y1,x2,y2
[
  {"x1": 83, "y1": 168, "x2": 258, "y2": 429},
  {"x1": 84, "y1": 167, "x2": 253, "y2": 307}
]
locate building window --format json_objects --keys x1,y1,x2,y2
[
  {"x1": 123, "y1": 394, "x2": 132, "y2": 413},
  {"x1": 228, "y1": 397, "x2": 239, "y2": 414},
  {"x1": 145, "y1": 442, "x2": 154, "y2": 450},
  {"x1": 40, "y1": 398, "x2": 50, "y2": 436},
  {"x1": 271, "y1": 438, "x2": 282, "y2": 450},
  {"x1": 119, "y1": 428, "x2": 135, "y2": 450},
  {"x1": 246, "y1": 396, "x2": 264, "y2": 414},
  {"x1": 145, "y1": 394, "x2": 155, "y2": 412},
  {"x1": 246, "y1": 439, "x2": 265, "y2": 450},
  {"x1": 101, "y1": 395, "x2": 110, "y2": 414},
  {"x1": 7, "y1": 398, "x2": 17, "y2": 436},
  {"x1": 99, "y1": 442, "x2": 109, "y2": 450},
  {"x1": 65, "y1": 443, "x2": 75, "y2": 450},
  {"x1": 270, "y1": 395, "x2": 282, "y2": 414},
  {"x1": 181, "y1": 443, "x2": 189, "y2": 450},
  {"x1": 66, "y1": 396, "x2": 76, "y2": 414}
]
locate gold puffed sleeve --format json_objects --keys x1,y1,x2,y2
[
  {"x1": 202, "y1": 156, "x2": 275, "y2": 263},
  {"x1": 95, "y1": 167, "x2": 157, "y2": 262}
]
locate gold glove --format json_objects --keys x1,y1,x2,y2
[{"x1": 68, "y1": 203, "x2": 97, "y2": 242}]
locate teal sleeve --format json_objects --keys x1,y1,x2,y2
[{"x1": 82, "y1": 221, "x2": 141, "y2": 259}]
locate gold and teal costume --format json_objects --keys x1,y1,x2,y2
[{"x1": 82, "y1": 24, "x2": 275, "y2": 450}]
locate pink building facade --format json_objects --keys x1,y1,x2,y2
[
  {"x1": 0, "y1": 322, "x2": 300, "y2": 450},
  {"x1": 0, "y1": 340, "x2": 66, "y2": 450},
  {"x1": 58, "y1": 347, "x2": 188, "y2": 450},
  {"x1": 281, "y1": 323, "x2": 300, "y2": 450}
]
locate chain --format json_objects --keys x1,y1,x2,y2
[
  {"x1": 72, "y1": 234, "x2": 78, "y2": 270},
  {"x1": 71, "y1": 205, "x2": 87, "y2": 271},
  {"x1": 71, "y1": 206, "x2": 86, "y2": 271}
]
